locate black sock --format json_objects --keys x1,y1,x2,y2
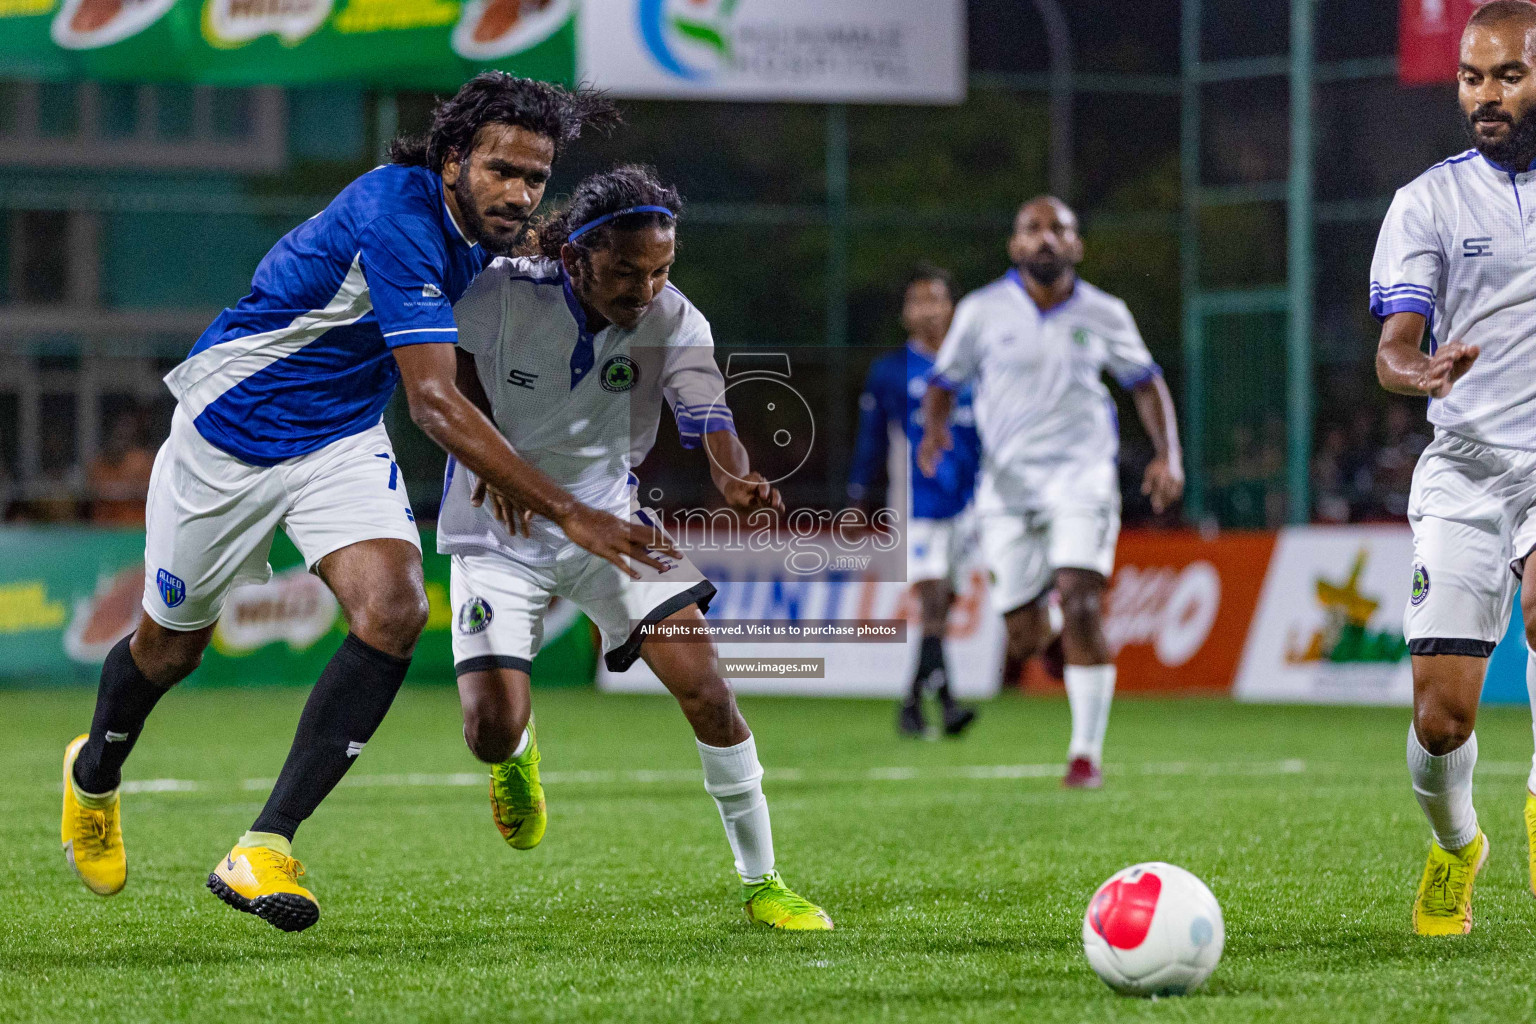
[
  {"x1": 251, "y1": 634, "x2": 411, "y2": 840},
  {"x1": 73, "y1": 634, "x2": 172, "y2": 794},
  {"x1": 909, "y1": 636, "x2": 945, "y2": 701}
]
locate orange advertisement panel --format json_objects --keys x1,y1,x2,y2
[{"x1": 1103, "y1": 531, "x2": 1277, "y2": 693}]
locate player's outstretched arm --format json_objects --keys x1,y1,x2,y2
[
  {"x1": 916, "y1": 384, "x2": 955, "y2": 478},
  {"x1": 703, "y1": 430, "x2": 785, "y2": 513},
  {"x1": 393, "y1": 343, "x2": 678, "y2": 578},
  {"x1": 1376, "y1": 311, "x2": 1479, "y2": 399},
  {"x1": 1130, "y1": 375, "x2": 1185, "y2": 514}
]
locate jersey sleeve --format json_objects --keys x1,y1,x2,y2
[
  {"x1": 931, "y1": 297, "x2": 981, "y2": 389},
  {"x1": 846, "y1": 359, "x2": 893, "y2": 502},
  {"x1": 1369, "y1": 185, "x2": 1442, "y2": 325},
  {"x1": 1102, "y1": 300, "x2": 1162, "y2": 389},
  {"x1": 450, "y1": 263, "x2": 506, "y2": 359},
  {"x1": 662, "y1": 308, "x2": 734, "y2": 450},
  {"x1": 358, "y1": 214, "x2": 461, "y2": 347}
]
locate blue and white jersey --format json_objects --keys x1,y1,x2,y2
[
  {"x1": 163, "y1": 163, "x2": 492, "y2": 466},
  {"x1": 932, "y1": 272, "x2": 1159, "y2": 514},
  {"x1": 848, "y1": 342, "x2": 980, "y2": 521},
  {"x1": 438, "y1": 256, "x2": 735, "y2": 566},
  {"x1": 1370, "y1": 149, "x2": 1536, "y2": 448}
]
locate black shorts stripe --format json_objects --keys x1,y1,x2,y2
[
  {"x1": 455, "y1": 655, "x2": 534, "y2": 677},
  {"x1": 604, "y1": 580, "x2": 718, "y2": 673},
  {"x1": 1407, "y1": 637, "x2": 1497, "y2": 658}
]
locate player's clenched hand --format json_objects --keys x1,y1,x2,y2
[
  {"x1": 917, "y1": 426, "x2": 952, "y2": 478},
  {"x1": 560, "y1": 505, "x2": 680, "y2": 580},
  {"x1": 471, "y1": 479, "x2": 535, "y2": 538},
  {"x1": 1418, "y1": 340, "x2": 1480, "y2": 399},
  {"x1": 1141, "y1": 455, "x2": 1185, "y2": 514},
  {"x1": 722, "y1": 471, "x2": 784, "y2": 514}
]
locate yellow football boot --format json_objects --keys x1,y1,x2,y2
[
  {"x1": 1525, "y1": 790, "x2": 1536, "y2": 897},
  {"x1": 60, "y1": 734, "x2": 126, "y2": 896},
  {"x1": 207, "y1": 843, "x2": 320, "y2": 932},
  {"x1": 490, "y1": 723, "x2": 546, "y2": 850},
  {"x1": 1412, "y1": 830, "x2": 1489, "y2": 936},
  {"x1": 742, "y1": 871, "x2": 834, "y2": 931}
]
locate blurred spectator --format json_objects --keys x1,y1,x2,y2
[
  {"x1": 14, "y1": 432, "x2": 83, "y2": 522},
  {"x1": 1310, "y1": 399, "x2": 1428, "y2": 525},
  {"x1": 1312, "y1": 423, "x2": 1352, "y2": 524},
  {"x1": 1373, "y1": 403, "x2": 1431, "y2": 520},
  {"x1": 88, "y1": 410, "x2": 155, "y2": 526}
]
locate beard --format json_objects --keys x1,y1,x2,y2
[
  {"x1": 1466, "y1": 102, "x2": 1536, "y2": 169},
  {"x1": 1021, "y1": 252, "x2": 1071, "y2": 286},
  {"x1": 452, "y1": 173, "x2": 528, "y2": 256}
]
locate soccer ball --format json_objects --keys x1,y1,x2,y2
[{"x1": 1082, "y1": 862, "x2": 1224, "y2": 997}]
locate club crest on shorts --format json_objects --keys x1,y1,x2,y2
[
  {"x1": 1411, "y1": 563, "x2": 1430, "y2": 606},
  {"x1": 458, "y1": 596, "x2": 493, "y2": 634},
  {"x1": 600, "y1": 355, "x2": 639, "y2": 393},
  {"x1": 156, "y1": 568, "x2": 186, "y2": 609}
]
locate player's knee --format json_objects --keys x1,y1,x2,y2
[
  {"x1": 1059, "y1": 588, "x2": 1103, "y2": 638},
  {"x1": 462, "y1": 699, "x2": 525, "y2": 763},
  {"x1": 1524, "y1": 614, "x2": 1536, "y2": 653},
  {"x1": 1414, "y1": 703, "x2": 1475, "y2": 755},
  {"x1": 351, "y1": 584, "x2": 430, "y2": 651},
  {"x1": 1004, "y1": 621, "x2": 1043, "y2": 661},
  {"x1": 130, "y1": 631, "x2": 204, "y2": 685}
]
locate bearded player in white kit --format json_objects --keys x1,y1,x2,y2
[
  {"x1": 1372, "y1": 0, "x2": 1536, "y2": 936},
  {"x1": 439, "y1": 166, "x2": 832, "y2": 930},
  {"x1": 917, "y1": 196, "x2": 1184, "y2": 789}
]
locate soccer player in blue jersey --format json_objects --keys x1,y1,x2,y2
[
  {"x1": 59, "y1": 73, "x2": 672, "y2": 933},
  {"x1": 849, "y1": 264, "x2": 982, "y2": 738}
]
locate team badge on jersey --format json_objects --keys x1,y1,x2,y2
[
  {"x1": 156, "y1": 568, "x2": 186, "y2": 609},
  {"x1": 458, "y1": 596, "x2": 493, "y2": 634},
  {"x1": 600, "y1": 356, "x2": 639, "y2": 393},
  {"x1": 1411, "y1": 564, "x2": 1430, "y2": 606}
]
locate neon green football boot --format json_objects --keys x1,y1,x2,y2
[
  {"x1": 490, "y1": 723, "x2": 546, "y2": 850},
  {"x1": 742, "y1": 871, "x2": 833, "y2": 930},
  {"x1": 1412, "y1": 830, "x2": 1489, "y2": 936},
  {"x1": 1525, "y1": 790, "x2": 1536, "y2": 897}
]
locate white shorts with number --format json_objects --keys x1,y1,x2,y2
[
  {"x1": 979, "y1": 502, "x2": 1120, "y2": 615},
  {"x1": 141, "y1": 406, "x2": 420, "y2": 631},
  {"x1": 1405, "y1": 430, "x2": 1536, "y2": 655},
  {"x1": 450, "y1": 511, "x2": 716, "y2": 675},
  {"x1": 907, "y1": 507, "x2": 977, "y2": 586}
]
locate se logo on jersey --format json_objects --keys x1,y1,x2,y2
[{"x1": 1461, "y1": 237, "x2": 1493, "y2": 258}]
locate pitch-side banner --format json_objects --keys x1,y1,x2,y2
[
  {"x1": 579, "y1": 0, "x2": 966, "y2": 103},
  {"x1": 1400, "y1": 0, "x2": 1481, "y2": 86},
  {"x1": 0, "y1": 0, "x2": 966, "y2": 102}
]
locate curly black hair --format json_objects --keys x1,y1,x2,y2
[
  {"x1": 533, "y1": 165, "x2": 683, "y2": 260},
  {"x1": 389, "y1": 72, "x2": 620, "y2": 171},
  {"x1": 905, "y1": 261, "x2": 957, "y2": 302}
]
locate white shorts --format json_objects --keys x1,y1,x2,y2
[
  {"x1": 907, "y1": 508, "x2": 977, "y2": 586},
  {"x1": 142, "y1": 407, "x2": 420, "y2": 631},
  {"x1": 979, "y1": 503, "x2": 1120, "y2": 615},
  {"x1": 450, "y1": 511, "x2": 715, "y2": 675},
  {"x1": 1405, "y1": 430, "x2": 1536, "y2": 655}
]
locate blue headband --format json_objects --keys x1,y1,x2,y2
[{"x1": 567, "y1": 205, "x2": 675, "y2": 244}]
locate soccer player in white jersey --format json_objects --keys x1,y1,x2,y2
[
  {"x1": 58, "y1": 76, "x2": 676, "y2": 933},
  {"x1": 917, "y1": 196, "x2": 1184, "y2": 789},
  {"x1": 440, "y1": 166, "x2": 833, "y2": 930},
  {"x1": 1371, "y1": 0, "x2": 1536, "y2": 935}
]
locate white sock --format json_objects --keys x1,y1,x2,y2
[
  {"x1": 1064, "y1": 664, "x2": 1116, "y2": 764},
  {"x1": 696, "y1": 734, "x2": 775, "y2": 885},
  {"x1": 510, "y1": 727, "x2": 531, "y2": 761},
  {"x1": 1527, "y1": 649, "x2": 1536, "y2": 795},
  {"x1": 1407, "y1": 724, "x2": 1480, "y2": 851}
]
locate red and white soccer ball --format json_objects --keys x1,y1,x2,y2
[{"x1": 1082, "y1": 862, "x2": 1224, "y2": 997}]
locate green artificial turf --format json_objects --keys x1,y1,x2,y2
[{"x1": 3, "y1": 686, "x2": 1536, "y2": 1023}]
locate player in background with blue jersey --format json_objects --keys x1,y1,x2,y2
[
  {"x1": 59, "y1": 74, "x2": 670, "y2": 933},
  {"x1": 849, "y1": 264, "x2": 982, "y2": 738}
]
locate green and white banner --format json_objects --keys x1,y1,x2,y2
[
  {"x1": 0, "y1": 526, "x2": 596, "y2": 688},
  {"x1": 0, "y1": 0, "x2": 965, "y2": 102}
]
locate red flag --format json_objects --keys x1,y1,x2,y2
[{"x1": 1400, "y1": 0, "x2": 1480, "y2": 85}]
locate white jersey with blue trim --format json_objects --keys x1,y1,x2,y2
[
  {"x1": 437, "y1": 256, "x2": 734, "y2": 566},
  {"x1": 1370, "y1": 149, "x2": 1536, "y2": 449},
  {"x1": 930, "y1": 271, "x2": 1159, "y2": 514},
  {"x1": 162, "y1": 163, "x2": 491, "y2": 466}
]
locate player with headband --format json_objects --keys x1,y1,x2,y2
[{"x1": 438, "y1": 165, "x2": 834, "y2": 930}]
